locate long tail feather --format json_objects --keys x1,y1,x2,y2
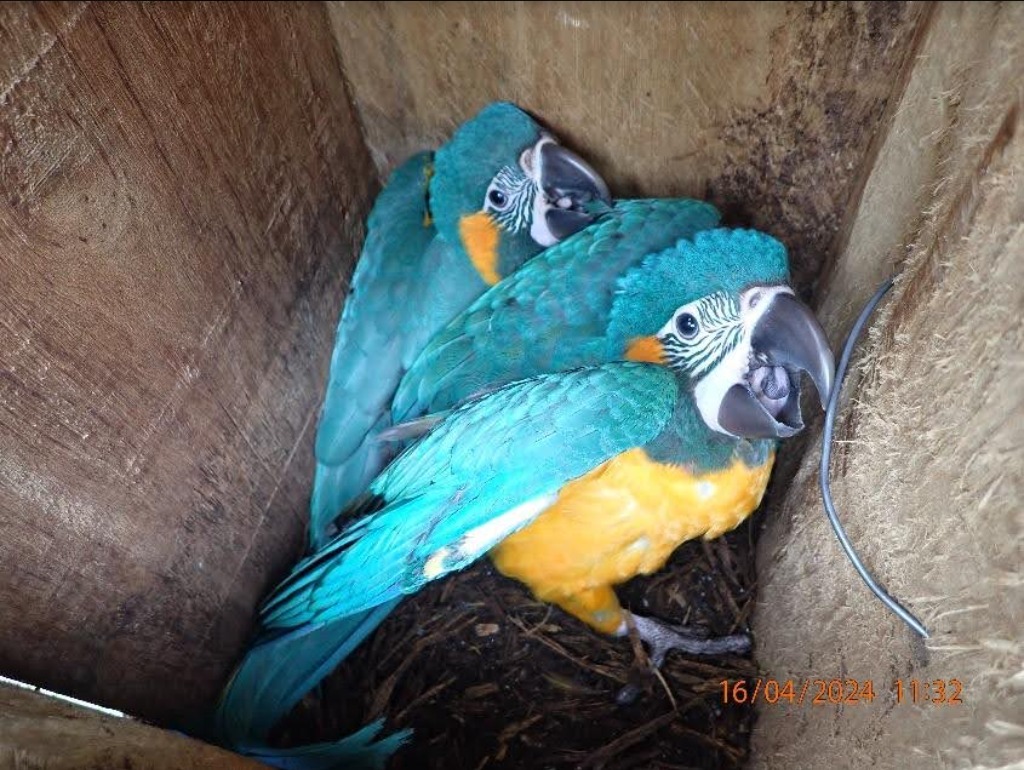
[{"x1": 210, "y1": 603, "x2": 400, "y2": 748}]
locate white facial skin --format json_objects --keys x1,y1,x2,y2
[
  {"x1": 657, "y1": 285, "x2": 796, "y2": 437},
  {"x1": 479, "y1": 136, "x2": 559, "y2": 247},
  {"x1": 526, "y1": 136, "x2": 560, "y2": 246},
  {"x1": 482, "y1": 132, "x2": 610, "y2": 250}
]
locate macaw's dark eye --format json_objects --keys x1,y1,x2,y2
[
  {"x1": 676, "y1": 312, "x2": 699, "y2": 339},
  {"x1": 488, "y1": 189, "x2": 508, "y2": 208}
]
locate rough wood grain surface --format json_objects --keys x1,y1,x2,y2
[
  {"x1": 752, "y1": 3, "x2": 1024, "y2": 767},
  {"x1": 328, "y1": 0, "x2": 926, "y2": 294},
  {"x1": 0, "y1": 1, "x2": 376, "y2": 725},
  {"x1": 0, "y1": 683, "x2": 264, "y2": 770}
]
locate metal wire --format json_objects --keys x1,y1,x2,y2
[{"x1": 819, "y1": 277, "x2": 929, "y2": 639}]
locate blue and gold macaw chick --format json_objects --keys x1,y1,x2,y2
[
  {"x1": 309, "y1": 101, "x2": 610, "y2": 550},
  {"x1": 262, "y1": 230, "x2": 834, "y2": 684}
]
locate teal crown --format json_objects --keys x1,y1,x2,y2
[
  {"x1": 429, "y1": 102, "x2": 543, "y2": 245},
  {"x1": 610, "y1": 228, "x2": 791, "y2": 341}
]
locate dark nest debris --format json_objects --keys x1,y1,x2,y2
[{"x1": 273, "y1": 518, "x2": 761, "y2": 770}]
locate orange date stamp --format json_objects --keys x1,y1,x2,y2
[{"x1": 720, "y1": 678, "x2": 964, "y2": 706}]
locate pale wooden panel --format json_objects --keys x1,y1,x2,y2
[
  {"x1": 0, "y1": 683, "x2": 263, "y2": 770},
  {"x1": 0, "y1": 2, "x2": 376, "y2": 723},
  {"x1": 753, "y1": 3, "x2": 1024, "y2": 768},
  {"x1": 328, "y1": 0, "x2": 928, "y2": 291}
]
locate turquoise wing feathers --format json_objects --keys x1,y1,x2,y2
[
  {"x1": 212, "y1": 363, "x2": 678, "y2": 760},
  {"x1": 391, "y1": 199, "x2": 720, "y2": 421},
  {"x1": 309, "y1": 152, "x2": 437, "y2": 548},
  {"x1": 262, "y1": 363, "x2": 679, "y2": 632}
]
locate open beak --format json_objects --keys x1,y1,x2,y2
[
  {"x1": 536, "y1": 139, "x2": 611, "y2": 240},
  {"x1": 718, "y1": 293, "x2": 834, "y2": 439}
]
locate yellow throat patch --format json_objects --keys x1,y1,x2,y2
[{"x1": 459, "y1": 212, "x2": 501, "y2": 285}]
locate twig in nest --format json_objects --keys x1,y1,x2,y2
[
  {"x1": 651, "y1": 665, "x2": 678, "y2": 711},
  {"x1": 669, "y1": 721, "x2": 745, "y2": 765},
  {"x1": 494, "y1": 714, "x2": 544, "y2": 761},
  {"x1": 394, "y1": 675, "x2": 458, "y2": 723},
  {"x1": 369, "y1": 613, "x2": 475, "y2": 718},
  {"x1": 576, "y1": 710, "x2": 677, "y2": 769},
  {"x1": 623, "y1": 611, "x2": 649, "y2": 667},
  {"x1": 508, "y1": 615, "x2": 626, "y2": 683},
  {"x1": 715, "y1": 537, "x2": 743, "y2": 589},
  {"x1": 732, "y1": 595, "x2": 754, "y2": 631},
  {"x1": 670, "y1": 657, "x2": 755, "y2": 679},
  {"x1": 692, "y1": 544, "x2": 744, "y2": 632},
  {"x1": 462, "y1": 682, "x2": 501, "y2": 699},
  {"x1": 375, "y1": 602, "x2": 469, "y2": 670},
  {"x1": 439, "y1": 572, "x2": 460, "y2": 604},
  {"x1": 512, "y1": 604, "x2": 554, "y2": 637},
  {"x1": 718, "y1": 580, "x2": 746, "y2": 632}
]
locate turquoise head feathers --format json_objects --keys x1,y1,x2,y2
[
  {"x1": 610, "y1": 228, "x2": 832, "y2": 442},
  {"x1": 609, "y1": 228, "x2": 791, "y2": 344},
  {"x1": 430, "y1": 101, "x2": 610, "y2": 284}
]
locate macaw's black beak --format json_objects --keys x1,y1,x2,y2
[
  {"x1": 718, "y1": 293, "x2": 835, "y2": 440},
  {"x1": 538, "y1": 141, "x2": 612, "y2": 240}
]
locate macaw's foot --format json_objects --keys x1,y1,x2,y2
[
  {"x1": 615, "y1": 614, "x2": 751, "y2": 705},
  {"x1": 630, "y1": 614, "x2": 751, "y2": 666}
]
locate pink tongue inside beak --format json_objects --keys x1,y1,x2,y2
[{"x1": 748, "y1": 365, "x2": 791, "y2": 418}]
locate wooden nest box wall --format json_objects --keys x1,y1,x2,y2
[{"x1": 0, "y1": 3, "x2": 1020, "y2": 768}]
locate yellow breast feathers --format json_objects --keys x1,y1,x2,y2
[{"x1": 491, "y1": 447, "x2": 774, "y2": 603}]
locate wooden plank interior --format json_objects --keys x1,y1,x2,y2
[{"x1": 0, "y1": 1, "x2": 376, "y2": 723}]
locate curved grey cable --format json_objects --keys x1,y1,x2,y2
[{"x1": 819, "y1": 277, "x2": 930, "y2": 639}]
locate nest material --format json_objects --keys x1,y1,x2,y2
[{"x1": 275, "y1": 521, "x2": 760, "y2": 770}]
